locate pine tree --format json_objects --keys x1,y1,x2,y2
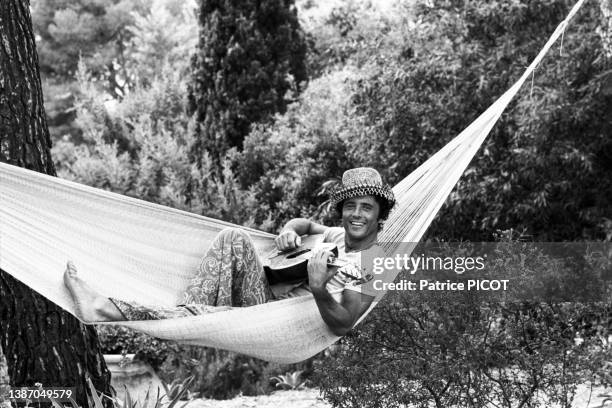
[
  {"x1": 187, "y1": 0, "x2": 308, "y2": 168},
  {"x1": 0, "y1": 1, "x2": 112, "y2": 405}
]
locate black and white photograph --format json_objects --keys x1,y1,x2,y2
[{"x1": 0, "y1": 0, "x2": 611, "y2": 407}]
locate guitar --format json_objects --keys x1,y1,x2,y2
[{"x1": 261, "y1": 234, "x2": 350, "y2": 285}]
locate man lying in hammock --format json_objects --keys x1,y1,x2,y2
[{"x1": 64, "y1": 167, "x2": 395, "y2": 336}]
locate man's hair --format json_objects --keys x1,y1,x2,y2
[{"x1": 335, "y1": 195, "x2": 392, "y2": 221}]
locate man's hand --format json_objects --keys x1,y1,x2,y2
[
  {"x1": 307, "y1": 248, "x2": 372, "y2": 336},
  {"x1": 275, "y1": 230, "x2": 302, "y2": 251},
  {"x1": 307, "y1": 248, "x2": 336, "y2": 292}
]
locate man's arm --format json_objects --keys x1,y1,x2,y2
[
  {"x1": 276, "y1": 218, "x2": 328, "y2": 251},
  {"x1": 308, "y1": 248, "x2": 374, "y2": 336},
  {"x1": 311, "y1": 287, "x2": 374, "y2": 336}
]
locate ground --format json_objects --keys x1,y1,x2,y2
[
  {"x1": 182, "y1": 384, "x2": 612, "y2": 408},
  {"x1": 107, "y1": 355, "x2": 611, "y2": 408},
  {"x1": 185, "y1": 389, "x2": 331, "y2": 408}
]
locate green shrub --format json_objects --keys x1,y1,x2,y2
[
  {"x1": 343, "y1": 0, "x2": 612, "y2": 241},
  {"x1": 315, "y1": 233, "x2": 612, "y2": 408},
  {"x1": 233, "y1": 68, "x2": 367, "y2": 230},
  {"x1": 155, "y1": 346, "x2": 321, "y2": 399},
  {"x1": 96, "y1": 325, "x2": 326, "y2": 399},
  {"x1": 96, "y1": 326, "x2": 178, "y2": 371},
  {"x1": 52, "y1": 48, "x2": 260, "y2": 228}
]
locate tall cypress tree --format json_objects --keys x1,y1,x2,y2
[{"x1": 187, "y1": 0, "x2": 308, "y2": 168}]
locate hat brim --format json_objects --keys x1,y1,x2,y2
[{"x1": 330, "y1": 184, "x2": 396, "y2": 210}]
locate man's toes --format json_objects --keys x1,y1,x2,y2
[{"x1": 66, "y1": 261, "x2": 77, "y2": 276}]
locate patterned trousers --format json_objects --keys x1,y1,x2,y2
[{"x1": 111, "y1": 228, "x2": 275, "y2": 320}]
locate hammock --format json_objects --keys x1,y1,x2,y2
[{"x1": 0, "y1": 0, "x2": 585, "y2": 363}]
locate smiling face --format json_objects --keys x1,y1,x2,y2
[{"x1": 341, "y1": 195, "x2": 381, "y2": 247}]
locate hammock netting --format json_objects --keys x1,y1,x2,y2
[{"x1": 0, "y1": 0, "x2": 585, "y2": 363}]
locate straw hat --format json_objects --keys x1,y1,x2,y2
[{"x1": 330, "y1": 167, "x2": 395, "y2": 213}]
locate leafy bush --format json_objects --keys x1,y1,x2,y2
[
  {"x1": 51, "y1": 61, "x2": 192, "y2": 208},
  {"x1": 342, "y1": 0, "x2": 612, "y2": 241},
  {"x1": 299, "y1": 0, "x2": 412, "y2": 76},
  {"x1": 96, "y1": 326, "x2": 178, "y2": 371},
  {"x1": 155, "y1": 346, "x2": 320, "y2": 399},
  {"x1": 33, "y1": 0, "x2": 170, "y2": 142},
  {"x1": 315, "y1": 233, "x2": 611, "y2": 408},
  {"x1": 231, "y1": 0, "x2": 612, "y2": 242},
  {"x1": 232, "y1": 68, "x2": 367, "y2": 230},
  {"x1": 96, "y1": 325, "x2": 324, "y2": 399},
  {"x1": 50, "y1": 0, "x2": 262, "y2": 227}
]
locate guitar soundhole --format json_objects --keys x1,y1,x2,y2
[{"x1": 286, "y1": 248, "x2": 312, "y2": 259}]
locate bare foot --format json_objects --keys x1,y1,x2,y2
[{"x1": 63, "y1": 261, "x2": 124, "y2": 322}]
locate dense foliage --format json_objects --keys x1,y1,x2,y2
[
  {"x1": 38, "y1": 0, "x2": 612, "y2": 405},
  {"x1": 317, "y1": 234, "x2": 611, "y2": 407},
  {"x1": 96, "y1": 325, "x2": 320, "y2": 399},
  {"x1": 34, "y1": 0, "x2": 198, "y2": 145},
  {"x1": 47, "y1": 0, "x2": 612, "y2": 240},
  {"x1": 237, "y1": 0, "x2": 612, "y2": 240},
  {"x1": 361, "y1": 0, "x2": 612, "y2": 241},
  {"x1": 32, "y1": 0, "x2": 149, "y2": 140},
  {"x1": 50, "y1": 0, "x2": 203, "y2": 211},
  {"x1": 33, "y1": 0, "x2": 145, "y2": 84},
  {"x1": 306, "y1": 1, "x2": 612, "y2": 406},
  {"x1": 187, "y1": 0, "x2": 309, "y2": 167}
]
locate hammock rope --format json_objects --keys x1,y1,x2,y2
[{"x1": 0, "y1": 0, "x2": 586, "y2": 363}]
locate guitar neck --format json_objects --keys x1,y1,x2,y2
[{"x1": 327, "y1": 259, "x2": 349, "y2": 268}]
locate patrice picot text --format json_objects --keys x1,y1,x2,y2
[{"x1": 369, "y1": 253, "x2": 509, "y2": 292}]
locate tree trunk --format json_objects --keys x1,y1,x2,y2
[
  {"x1": 0, "y1": 345, "x2": 10, "y2": 408},
  {"x1": 0, "y1": 1, "x2": 113, "y2": 406}
]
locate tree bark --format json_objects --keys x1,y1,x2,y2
[
  {"x1": 0, "y1": 1, "x2": 113, "y2": 406},
  {"x1": 0, "y1": 345, "x2": 9, "y2": 408}
]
